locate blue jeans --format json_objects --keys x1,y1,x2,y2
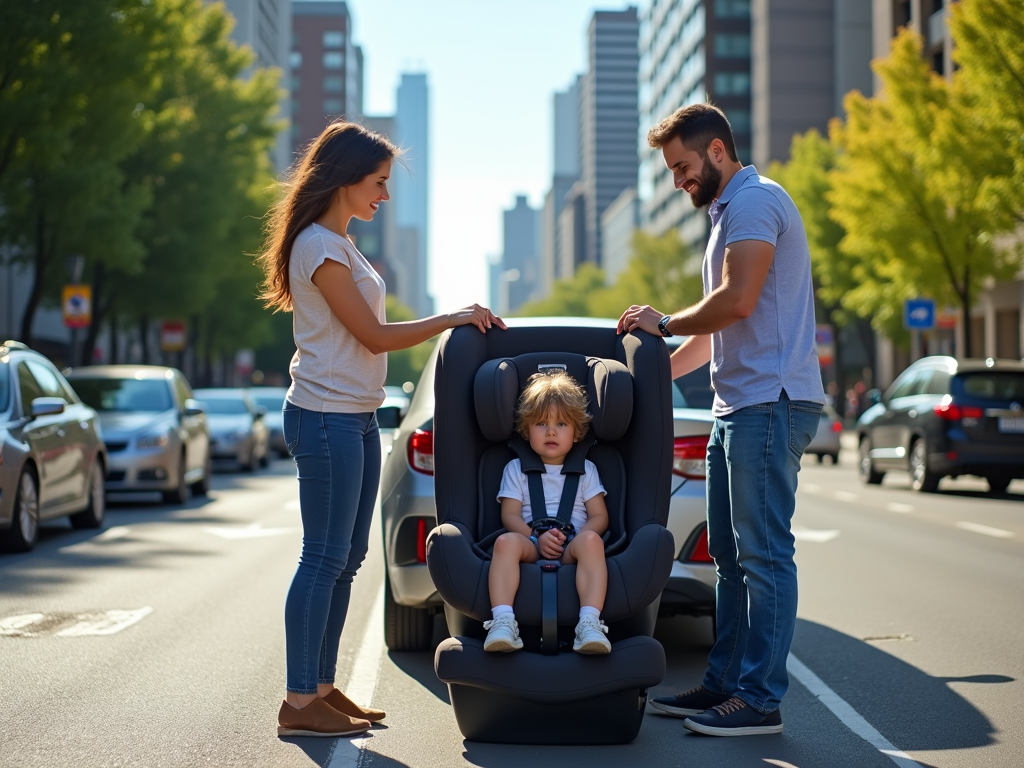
[
  {"x1": 282, "y1": 403, "x2": 381, "y2": 694},
  {"x1": 702, "y1": 390, "x2": 821, "y2": 713}
]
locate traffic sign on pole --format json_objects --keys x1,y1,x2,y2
[
  {"x1": 904, "y1": 298, "x2": 935, "y2": 330},
  {"x1": 62, "y1": 284, "x2": 92, "y2": 328}
]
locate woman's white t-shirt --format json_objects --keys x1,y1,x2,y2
[
  {"x1": 286, "y1": 223, "x2": 387, "y2": 413},
  {"x1": 497, "y1": 459, "x2": 606, "y2": 532}
]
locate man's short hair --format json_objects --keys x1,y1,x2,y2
[{"x1": 647, "y1": 103, "x2": 739, "y2": 162}]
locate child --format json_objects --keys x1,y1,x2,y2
[{"x1": 484, "y1": 371, "x2": 612, "y2": 655}]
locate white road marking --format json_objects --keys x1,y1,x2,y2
[
  {"x1": 56, "y1": 607, "x2": 153, "y2": 637},
  {"x1": 802, "y1": 483, "x2": 822, "y2": 494},
  {"x1": 59, "y1": 526, "x2": 132, "y2": 552},
  {"x1": 285, "y1": 500, "x2": 301, "y2": 511},
  {"x1": 327, "y1": 585, "x2": 386, "y2": 768},
  {"x1": 763, "y1": 761, "x2": 801, "y2": 768},
  {"x1": 833, "y1": 491, "x2": 859, "y2": 502},
  {"x1": 955, "y1": 521, "x2": 1014, "y2": 539},
  {"x1": 204, "y1": 522, "x2": 295, "y2": 540},
  {"x1": 0, "y1": 613, "x2": 46, "y2": 637},
  {"x1": 886, "y1": 503, "x2": 914, "y2": 514},
  {"x1": 793, "y1": 526, "x2": 841, "y2": 543},
  {"x1": 788, "y1": 653, "x2": 923, "y2": 768}
]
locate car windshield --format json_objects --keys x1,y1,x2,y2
[
  {"x1": 672, "y1": 364, "x2": 714, "y2": 409},
  {"x1": 72, "y1": 378, "x2": 173, "y2": 412},
  {"x1": 197, "y1": 398, "x2": 249, "y2": 415},
  {"x1": 954, "y1": 372, "x2": 1024, "y2": 402},
  {"x1": 0, "y1": 359, "x2": 9, "y2": 413},
  {"x1": 251, "y1": 393, "x2": 285, "y2": 411}
]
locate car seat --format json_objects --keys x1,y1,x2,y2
[{"x1": 427, "y1": 323, "x2": 676, "y2": 744}]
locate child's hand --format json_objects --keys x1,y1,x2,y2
[{"x1": 537, "y1": 530, "x2": 565, "y2": 560}]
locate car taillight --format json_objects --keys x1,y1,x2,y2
[
  {"x1": 688, "y1": 526, "x2": 713, "y2": 563},
  {"x1": 416, "y1": 518, "x2": 428, "y2": 563},
  {"x1": 408, "y1": 428, "x2": 434, "y2": 475},
  {"x1": 934, "y1": 403, "x2": 983, "y2": 421},
  {"x1": 673, "y1": 435, "x2": 709, "y2": 479},
  {"x1": 831, "y1": 420, "x2": 843, "y2": 433}
]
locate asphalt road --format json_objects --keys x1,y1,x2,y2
[{"x1": 1, "y1": 437, "x2": 1021, "y2": 768}]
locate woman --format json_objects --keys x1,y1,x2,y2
[{"x1": 258, "y1": 121, "x2": 505, "y2": 738}]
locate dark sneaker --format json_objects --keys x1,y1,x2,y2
[
  {"x1": 648, "y1": 684, "x2": 732, "y2": 718},
  {"x1": 683, "y1": 696, "x2": 783, "y2": 736}
]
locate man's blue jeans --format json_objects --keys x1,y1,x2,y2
[
  {"x1": 702, "y1": 390, "x2": 821, "y2": 713},
  {"x1": 282, "y1": 403, "x2": 381, "y2": 694}
]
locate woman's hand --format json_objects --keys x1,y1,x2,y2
[
  {"x1": 537, "y1": 529, "x2": 565, "y2": 560},
  {"x1": 448, "y1": 304, "x2": 508, "y2": 334}
]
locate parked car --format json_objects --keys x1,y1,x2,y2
[
  {"x1": 378, "y1": 318, "x2": 718, "y2": 651},
  {"x1": 856, "y1": 356, "x2": 1024, "y2": 493},
  {"x1": 65, "y1": 365, "x2": 210, "y2": 503},
  {"x1": 806, "y1": 405, "x2": 843, "y2": 464},
  {"x1": 249, "y1": 386, "x2": 288, "y2": 457},
  {"x1": 0, "y1": 341, "x2": 108, "y2": 551},
  {"x1": 192, "y1": 388, "x2": 270, "y2": 471}
]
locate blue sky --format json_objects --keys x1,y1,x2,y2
[{"x1": 346, "y1": 0, "x2": 629, "y2": 314}]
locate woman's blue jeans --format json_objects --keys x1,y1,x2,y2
[
  {"x1": 282, "y1": 403, "x2": 381, "y2": 694},
  {"x1": 702, "y1": 390, "x2": 821, "y2": 714}
]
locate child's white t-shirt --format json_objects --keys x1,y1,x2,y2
[{"x1": 497, "y1": 459, "x2": 606, "y2": 532}]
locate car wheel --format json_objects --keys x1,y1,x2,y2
[
  {"x1": 162, "y1": 452, "x2": 189, "y2": 505},
  {"x1": 815, "y1": 454, "x2": 824, "y2": 464},
  {"x1": 191, "y1": 453, "x2": 212, "y2": 497},
  {"x1": 987, "y1": 476, "x2": 1011, "y2": 494},
  {"x1": 859, "y1": 438, "x2": 884, "y2": 485},
  {"x1": 240, "y1": 445, "x2": 255, "y2": 473},
  {"x1": 829, "y1": 453, "x2": 840, "y2": 465},
  {"x1": 384, "y1": 573, "x2": 432, "y2": 652},
  {"x1": 258, "y1": 447, "x2": 269, "y2": 469},
  {"x1": 70, "y1": 460, "x2": 106, "y2": 529},
  {"x1": 1, "y1": 468, "x2": 40, "y2": 552},
  {"x1": 909, "y1": 439, "x2": 940, "y2": 493}
]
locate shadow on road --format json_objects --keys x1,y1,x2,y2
[{"x1": 792, "y1": 619, "x2": 1010, "y2": 752}]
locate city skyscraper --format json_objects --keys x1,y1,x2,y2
[
  {"x1": 393, "y1": 73, "x2": 433, "y2": 317},
  {"x1": 580, "y1": 8, "x2": 640, "y2": 269},
  {"x1": 541, "y1": 76, "x2": 583, "y2": 296},
  {"x1": 495, "y1": 196, "x2": 541, "y2": 315},
  {"x1": 291, "y1": 2, "x2": 363, "y2": 157}
]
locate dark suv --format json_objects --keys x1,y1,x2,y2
[{"x1": 857, "y1": 356, "x2": 1024, "y2": 493}]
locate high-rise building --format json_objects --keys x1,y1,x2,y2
[
  {"x1": 601, "y1": 187, "x2": 639, "y2": 284},
  {"x1": 639, "y1": 0, "x2": 753, "y2": 251},
  {"x1": 291, "y1": 2, "x2": 363, "y2": 157},
  {"x1": 221, "y1": 0, "x2": 293, "y2": 172},
  {"x1": 498, "y1": 195, "x2": 541, "y2": 315},
  {"x1": 580, "y1": 8, "x2": 640, "y2": 269},
  {"x1": 349, "y1": 115, "x2": 398, "y2": 292},
  {"x1": 540, "y1": 77, "x2": 584, "y2": 296},
  {"x1": 872, "y1": 0, "x2": 952, "y2": 86},
  {"x1": 558, "y1": 183, "x2": 588, "y2": 281},
  {"x1": 393, "y1": 73, "x2": 433, "y2": 317}
]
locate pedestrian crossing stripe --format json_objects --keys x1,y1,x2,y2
[{"x1": 0, "y1": 608, "x2": 153, "y2": 637}]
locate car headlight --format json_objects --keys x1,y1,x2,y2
[{"x1": 137, "y1": 432, "x2": 171, "y2": 449}]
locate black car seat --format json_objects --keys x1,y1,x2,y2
[{"x1": 427, "y1": 323, "x2": 676, "y2": 744}]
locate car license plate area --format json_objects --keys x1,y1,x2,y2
[{"x1": 997, "y1": 417, "x2": 1024, "y2": 434}]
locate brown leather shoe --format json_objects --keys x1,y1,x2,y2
[
  {"x1": 322, "y1": 689, "x2": 386, "y2": 723},
  {"x1": 277, "y1": 698, "x2": 371, "y2": 737}
]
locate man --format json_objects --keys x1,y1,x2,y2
[{"x1": 618, "y1": 103, "x2": 824, "y2": 736}]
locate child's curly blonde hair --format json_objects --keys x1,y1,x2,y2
[{"x1": 514, "y1": 371, "x2": 592, "y2": 441}]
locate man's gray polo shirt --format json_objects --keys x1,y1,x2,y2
[{"x1": 703, "y1": 165, "x2": 825, "y2": 417}]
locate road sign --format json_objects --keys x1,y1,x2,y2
[
  {"x1": 904, "y1": 298, "x2": 935, "y2": 330},
  {"x1": 815, "y1": 324, "x2": 835, "y2": 366},
  {"x1": 62, "y1": 284, "x2": 92, "y2": 328},
  {"x1": 160, "y1": 320, "x2": 186, "y2": 352}
]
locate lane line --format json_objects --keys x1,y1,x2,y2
[
  {"x1": 788, "y1": 654, "x2": 922, "y2": 768},
  {"x1": 886, "y1": 503, "x2": 914, "y2": 514},
  {"x1": 833, "y1": 491, "x2": 859, "y2": 502},
  {"x1": 56, "y1": 607, "x2": 153, "y2": 637},
  {"x1": 792, "y1": 527, "x2": 841, "y2": 543},
  {"x1": 955, "y1": 521, "x2": 1014, "y2": 539},
  {"x1": 328, "y1": 585, "x2": 386, "y2": 768},
  {"x1": 0, "y1": 613, "x2": 46, "y2": 636}
]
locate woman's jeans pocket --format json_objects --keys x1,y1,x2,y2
[
  {"x1": 283, "y1": 402, "x2": 301, "y2": 456},
  {"x1": 788, "y1": 399, "x2": 822, "y2": 458}
]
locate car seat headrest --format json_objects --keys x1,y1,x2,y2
[{"x1": 474, "y1": 352, "x2": 633, "y2": 443}]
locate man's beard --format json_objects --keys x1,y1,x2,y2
[{"x1": 688, "y1": 158, "x2": 722, "y2": 209}]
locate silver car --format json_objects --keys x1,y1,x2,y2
[
  {"x1": 249, "y1": 386, "x2": 288, "y2": 457},
  {"x1": 192, "y1": 388, "x2": 270, "y2": 471},
  {"x1": 805, "y1": 405, "x2": 843, "y2": 464},
  {"x1": 378, "y1": 318, "x2": 718, "y2": 651},
  {"x1": 0, "y1": 341, "x2": 108, "y2": 552},
  {"x1": 65, "y1": 366, "x2": 210, "y2": 504}
]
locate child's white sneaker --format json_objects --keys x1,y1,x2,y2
[
  {"x1": 573, "y1": 614, "x2": 611, "y2": 654},
  {"x1": 483, "y1": 614, "x2": 523, "y2": 652}
]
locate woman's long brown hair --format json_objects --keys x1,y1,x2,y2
[{"x1": 258, "y1": 121, "x2": 399, "y2": 311}]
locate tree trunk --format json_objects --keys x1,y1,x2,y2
[
  {"x1": 109, "y1": 315, "x2": 119, "y2": 364},
  {"x1": 83, "y1": 262, "x2": 107, "y2": 365},
  {"x1": 139, "y1": 315, "x2": 150, "y2": 364},
  {"x1": 19, "y1": 207, "x2": 51, "y2": 343},
  {"x1": 959, "y1": 263, "x2": 972, "y2": 358}
]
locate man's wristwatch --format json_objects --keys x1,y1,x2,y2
[{"x1": 658, "y1": 315, "x2": 674, "y2": 337}]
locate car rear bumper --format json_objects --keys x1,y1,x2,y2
[
  {"x1": 929, "y1": 451, "x2": 1024, "y2": 478},
  {"x1": 105, "y1": 448, "x2": 178, "y2": 491}
]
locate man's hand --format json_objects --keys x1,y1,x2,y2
[
  {"x1": 617, "y1": 304, "x2": 665, "y2": 335},
  {"x1": 537, "y1": 529, "x2": 565, "y2": 560}
]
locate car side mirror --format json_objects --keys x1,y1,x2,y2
[
  {"x1": 184, "y1": 398, "x2": 205, "y2": 417},
  {"x1": 376, "y1": 405, "x2": 402, "y2": 429},
  {"x1": 30, "y1": 397, "x2": 66, "y2": 418}
]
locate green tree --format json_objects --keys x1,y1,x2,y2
[
  {"x1": 516, "y1": 263, "x2": 612, "y2": 318},
  {"x1": 828, "y1": 30, "x2": 1019, "y2": 354},
  {"x1": 384, "y1": 295, "x2": 436, "y2": 386}
]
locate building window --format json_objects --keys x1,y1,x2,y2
[
  {"x1": 290, "y1": 75, "x2": 300, "y2": 92},
  {"x1": 289, "y1": 51, "x2": 302, "y2": 69},
  {"x1": 713, "y1": 72, "x2": 750, "y2": 96},
  {"x1": 323, "y1": 76, "x2": 343, "y2": 94},
  {"x1": 323, "y1": 98, "x2": 343, "y2": 115},
  {"x1": 323, "y1": 30, "x2": 344, "y2": 49},
  {"x1": 727, "y1": 109, "x2": 751, "y2": 134},
  {"x1": 323, "y1": 52, "x2": 343, "y2": 70},
  {"x1": 715, "y1": 0, "x2": 750, "y2": 18},
  {"x1": 714, "y1": 34, "x2": 751, "y2": 58}
]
